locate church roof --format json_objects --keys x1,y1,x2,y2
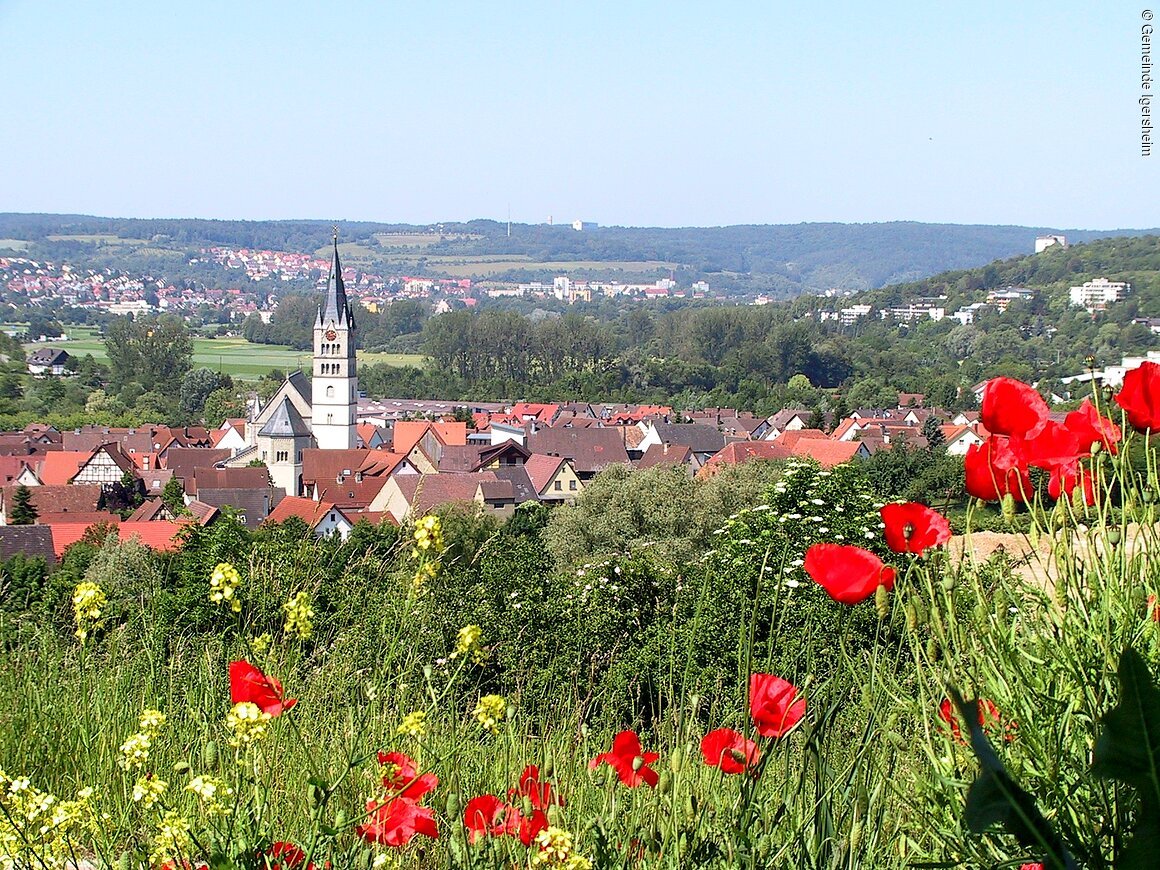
[
  {"x1": 258, "y1": 397, "x2": 312, "y2": 438},
  {"x1": 318, "y1": 235, "x2": 354, "y2": 330}
]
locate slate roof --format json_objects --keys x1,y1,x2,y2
[
  {"x1": 493, "y1": 466, "x2": 538, "y2": 503},
  {"x1": 164, "y1": 447, "x2": 231, "y2": 483},
  {"x1": 526, "y1": 428, "x2": 629, "y2": 475},
  {"x1": 0, "y1": 525, "x2": 57, "y2": 564},
  {"x1": 258, "y1": 397, "x2": 312, "y2": 438},
  {"x1": 196, "y1": 486, "x2": 279, "y2": 529},
  {"x1": 651, "y1": 423, "x2": 726, "y2": 455}
]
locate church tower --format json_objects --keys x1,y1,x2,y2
[{"x1": 311, "y1": 231, "x2": 358, "y2": 450}]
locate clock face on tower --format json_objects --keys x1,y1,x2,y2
[{"x1": 325, "y1": 329, "x2": 337, "y2": 341}]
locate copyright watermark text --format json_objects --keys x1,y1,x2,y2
[{"x1": 1144, "y1": 11, "x2": 1154, "y2": 155}]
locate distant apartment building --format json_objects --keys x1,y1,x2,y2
[
  {"x1": 1035, "y1": 234, "x2": 1068, "y2": 254},
  {"x1": 839, "y1": 304, "x2": 872, "y2": 325},
  {"x1": 571, "y1": 220, "x2": 598, "y2": 231},
  {"x1": 951, "y1": 302, "x2": 988, "y2": 325},
  {"x1": 880, "y1": 298, "x2": 946, "y2": 323},
  {"x1": 986, "y1": 286, "x2": 1035, "y2": 310},
  {"x1": 1069, "y1": 278, "x2": 1130, "y2": 311}
]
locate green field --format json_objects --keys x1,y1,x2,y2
[
  {"x1": 0, "y1": 239, "x2": 31, "y2": 252},
  {"x1": 23, "y1": 335, "x2": 423, "y2": 380}
]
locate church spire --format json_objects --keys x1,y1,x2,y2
[{"x1": 320, "y1": 226, "x2": 354, "y2": 329}]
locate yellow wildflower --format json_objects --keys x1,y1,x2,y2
[
  {"x1": 413, "y1": 514, "x2": 443, "y2": 552},
  {"x1": 132, "y1": 775, "x2": 167, "y2": 810},
  {"x1": 453, "y1": 624, "x2": 485, "y2": 663},
  {"x1": 396, "y1": 711, "x2": 427, "y2": 739},
  {"x1": 472, "y1": 694, "x2": 506, "y2": 735},
  {"x1": 186, "y1": 774, "x2": 234, "y2": 816},
  {"x1": 251, "y1": 632, "x2": 272, "y2": 653},
  {"x1": 282, "y1": 591, "x2": 314, "y2": 639},
  {"x1": 72, "y1": 581, "x2": 107, "y2": 643},
  {"x1": 225, "y1": 701, "x2": 271, "y2": 748},
  {"x1": 532, "y1": 826, "x2": 592, "y2": 869},
  {"x1": 119, "y1": 732, "x2": 152, "y2": 771},
  {"x1": 209, "y1": 562, "x2": 242, "y2": 613},
  {"x1": 138, "y1": 708, "x2": 166, "y2": 736},
  {"x1": 149, "y1": 810, "x2": 192, "y2": 866}
]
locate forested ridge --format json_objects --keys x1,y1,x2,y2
[{"x1": 3, "y1": 212, "x2": 1156, "y2": 297}]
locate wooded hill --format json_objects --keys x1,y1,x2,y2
[{"x1": 2, "y1": 213, "x2": 1156, "y2": 298}]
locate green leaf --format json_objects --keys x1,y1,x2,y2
[
  {"x1": 1092, "y1": 648, "x2": 1160, "y2": 804},
  {"x1": 950, "y1": 687, "x2": 1076, "y2": 870},
  {"x1": 1092, "y1": 647, "x2": 1160, "y2": 867}
]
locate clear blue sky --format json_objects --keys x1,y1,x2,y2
[{"x1": 1, "y1": 0, "x2": 1153, "y2": 229}]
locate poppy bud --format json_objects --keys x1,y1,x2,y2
[
  {"x1": 506, "y1": 704, "x2": 517, "y2": 721},
  {"x1": 335, "y1": 809, "x2": 348, "y2": 830},
  {"x1": 521, "y1": 795, "x2": 534, "y2": 817},
  {"x1": 904, "y1": 604, "x2": 917, "y2": 632},
  {"x1": 543, "y1": 757, "x2": 555, "y2": 778},
  {"x1": 117, "y1": 853, "x2": 132, "y2": 870},
  {"x1": 632, "y1": 755, "x2": 645, "y2": 772},
  {"x1": 685, "y1": 794, "x2": 698, "y2": 820},
  {"x1": 940, "y1": 576, "x2": 955, "y2": 593},
  {"x1": 730, "y1": 748, "x2": 748, "y2": 764},
  {"x1": 173, "y1": 760, "x2": 190, "y2": 775},
  {"x1": 925, "y1": 638, "x2": 940, "y2": 662},
  {"x1": 670, "y1": 752, "x2": 683, "y2": 774},
  {"x1": 886, "y1": 731, "x2": 906, "y2": 748},
  {"x1": 202, "y1": 740, "x2": 217, "y2": 769},
  {"x1": 309, "y1": 783, "x2": 326, "y2": 807},
  {"x1": 912, "y1": 598, "x2": 927, "y2": 627},
  {"x1": 849, "y1": 819, "x2": 863, "y2": 853},
  {"x1": 689, "y1": 694, "x2": 701, "y2": 712},
  {"x1": 874, "y1": 583, "x2": 889, "y2": 619},
  {"x1": 1001, "y1": 493, "x2": 1016, "y2": 523},
  {"x1": 445, "y1": 792, "x2": 461, "y2": 819},
  {"x1": 1108, "y1": 527, "x2": 1122, "y2": 545},
  {"x1": 658, "y1": 772, "x2": 672, "y2": 795},
  {"x1": 580, "y1": 723, "x2": 589, "y2": 738},
  {"x1": 422, "y1": 664, "x2": 433, "y2": 680},
  {"x1": 1091, "y1": 440, "x2": 1103, "y2": 456}
]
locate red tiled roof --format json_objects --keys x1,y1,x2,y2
[
  {"x1": 47, "y1": 520, "x2": 188, "y2": 559},
  {"x1": 2, "y1": 483, "x2": 104, "y2": 516},
  {"x1": 523, "y1": 454, "x2": 565, "y2": 493},
  {"x1": 266, "y1": 496, "x2": 337, "y2": 528},
  {"x1": 38, "y1": 451, "x2": 91, "y2": 485},
  {"x1": 791, "y1": 440, "x2": 865, "y2": 467}
]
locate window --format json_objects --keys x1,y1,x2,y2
[
  {"x1": 554, "y1": 480, "x2": 562, "y2": 491},
  {"x1": 276, "y1": 450, "x2": 288, "y2": 462},
  {"x1": 569, "y1": 479, "x2": 577, "y2": 491},
  {"x1": 327, "y1": 414, "x2": 334, "y2": 424},
  {"x1": 326, "y1": 385, "x2": 334, "y2": 398}
]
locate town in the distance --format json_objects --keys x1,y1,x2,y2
[{"x1": 0, "y1": 216, "x2": 1156, "y2": 563}]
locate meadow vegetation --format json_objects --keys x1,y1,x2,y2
[{"x1": 3, "y1": 371, "x2": 1160, "y2": 867}]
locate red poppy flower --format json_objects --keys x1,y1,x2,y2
[
  {"x1": 462, "y1": 794, "x2": 518, "y2": 844},
  {"x1": 749, "y1": 673, "x2": 806, "y2": 738},
  {"x1": 1020, "y1": 420, "x2": 1083, "y2": 471},
  {"x1": 376, "y1": 751, "x2": 439, "y2": 801},
  {"x1": 1064, "y1": 398, "x2": 1121, "y2": 454},
  {"x1": 1019, "y1": 864, "x2": 1044, "y2": 870},
  {"x1": 260, "y1": 842, "x2": 328, "y2": 870},
  {"x1": 1115, "y1": 361, "x2": 1160, "y2": 432},
  {"x1": 1046, "y1": 460, "x2": 1097, "y2": 505},
  {"x1": 356, "y1": 796, "x2": 439, "y2": 847},
  {"x1": 229, "y1": 660, "x2": 296, "y2": 717},
  {"x1": 938, "y1": 697, "x2": 1012, "y2": 743},
  {"x1": 507, "y1": 765, "x2": 562, "y2": 811},
  {"x1": 589, "y1": 730, "x2": 660, "y2": 788},
  {"x1": 700, "y1": 728, "x2": 761, "y2": 775},
  {"x1": 964, "y1": 436, "x2": 1033, "y2": 502},
  {"x1": 1148, "y1": 594, "x2": 1160, "y2": 622},
  {"x1": 879, "y1": 503, "x2": 952, "y2": 556},
  {"x1": 803, "y1": 543, "x2": 896, "y2": 606},
  {"x1": 981, "y1": 377, "x2": 1050, "y2": 439},
  {"x1": 517, "y1": 809, "x2": 549, "y2": 847}
]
